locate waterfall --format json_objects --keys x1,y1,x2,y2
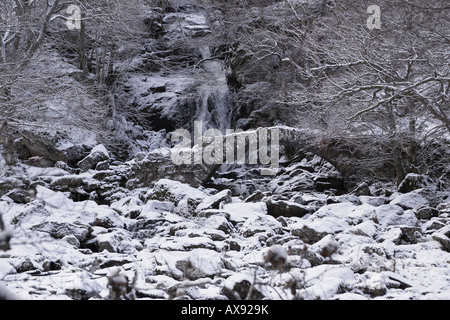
[{"x1": 195, "y1": 46, "x2": 234, "y2": 134}]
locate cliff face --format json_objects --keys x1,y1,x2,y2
[{"x1": 117, "y1": 6, "x2": 236, "y2": 135}]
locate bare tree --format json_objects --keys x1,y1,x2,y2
[{"x1": 200, "y1": 0, "x2": 449, "y2": 186}]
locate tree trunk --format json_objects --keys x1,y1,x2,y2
[
  {"x1": 79, "y1": 14, "x2": 89, "y2": 78},
  {"x1": 0, "y1": 121, "x2": 18, "y2": 166},
  {"x1": 386, "y1": 105, "x2": 406, "y2": 186},
  {"x1": 393, "y1": 143, "x2": 406, "y2": 186},
  {"x1": 408, "y1": 117, "x2": 418, "y2": 171}
]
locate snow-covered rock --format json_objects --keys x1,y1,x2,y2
[
  {"x1": 31, "y1": 221, "x2": 90, "y2": 242},
  {"x1": 148, "y1": 179, "x2": 208, "y2": 205},
  {"x1": 222, "y1": 202, "x2": 268, "y2": 224},
  {"x1": 221, "y1": 272, "x2": 265, "y2": 300},
  {"x1": 397, "y1": 173, "x2": 433, "y2": 193},
  {"x1": 77, "y1": 144, "x2": 110, "y2": 172},
  {"x1": 432, "y1": 225, "x2": 450, "y2": 252},
  {"x1": 299, "y1": 265, "x2": 354, "y2": 300},
  {"x1": 182, "y1": 249, "x2": 224, "y2": 280},
  {"x1": 96, "y1": 229, "x2": 143, "y2": 254},
  {"x1": 291, "y1": 217, "x2": 349, "y2": 244},
  {"x1": 239, "y1": 215, "x2": 283, "y2": 238},
  {"x1": 265, "y1": 199, "x2": 311, "y2": 218},
  {"x1": 374, "y1": 204, "x2": 418, "y2": 227},
  {"x1": 390, "y1": 192, "x2": 429, "y2": 210},
  {"x1": 196, "y1": 189, "x2": 232, "y2": 211}
]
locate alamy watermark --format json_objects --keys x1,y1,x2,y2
[
  {"x1": 367, "y1": 5, "x2": 381, "y2": 30},
  {"x1": 66, "y1": 5, "x2": 81, "y2": 30},
  {"x1": 170, "y1": 121, "x2": 280, "y2": 175}
]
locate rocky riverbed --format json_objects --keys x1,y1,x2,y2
[{"x1": 1, "y1": 146, "x2": 449, "y2": 300}]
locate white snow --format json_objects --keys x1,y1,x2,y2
[
  {"x1": 222, "y1": 202, "x2": 268, "y2": 224},
  {"x1": 90, "y1": 144, "x2": 109, "y2": 158},
  {"x1": 375, "y1": 204, "x2": 418, "y2": 227}
]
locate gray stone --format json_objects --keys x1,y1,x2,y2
[
  {"x1": 415, "y1": 206, "x2": 439, "y2": 220},
  {"x1": 266, "y1": 199, "x2": 311, "y2": 218},
  {"x1": 390, "y1": 192, "x2": 429, "y2": 210},
  {"x1": 92, "y1": 209, "x2": 124, "y2": 229},
  {"x1": 291, "y1": 217, "x2": 348, "y2": 244},
  {"x1": 244, "y1": 190, "x2": 265, "y2": 203},
  {"x1": 77, "y1": 145, "x2": 110, "y2": 172},
  {"x1": 437, "y1": 202, "x2": 450, "y2": 214},
  {"x1": 196, "y1": 189, "x2": 232, "y2": 211},
  {"x1": 352, "y1": 182, "x2": 372, "y2": 196},
  {"x1": 31, "y1": 221, "x2": 90, "y2": 241},
  {"x1": 398, "y1": 173, "x2": 432, "y2": 193},
  {"x1": 148, "y1": 179, "x2": 207, "y2": 205},
  {"x1": 221, "y1": 273, "x2": 264, "y2": 300},
  {"x1": 432, "y1": 226, "x2": 450, "y2": 252}
]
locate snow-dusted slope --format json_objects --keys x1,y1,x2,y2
[{"x1": 0, "y1": 153, "x2": 449, "y2": 300}]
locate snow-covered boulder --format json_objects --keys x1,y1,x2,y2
[
  {"x1": 437, "y1": 201, "x2": 450, "y2": 214},
  {"x1": 397, "y1": 173, "x2": 433, "y2": 193},
  {"x1": 265, "y1": 199, "x2": 311, "y2": 218},
  {"x1": 96, "y1": 229, "x2": 142, "y2": 254},
  {"x1": 77, "y1": 144, "x2": 110, "y2": 172},
  {"x1": 432, "y1": 225, "x2": 450, "y2": 252},
  {"x1": 313, "y1": 202, "x2": 375, "y2": 225},
  {"x1": 239, "y1": 215, "x2": 283, "y2": 238},
  {"x1": 31, "y1": 221, "x2": 90, "y2": 242},
  {"x1": 291, "y1": 217, "x2": 349, "y2": 244},
  {"x1": 299, "y1": 265, "x2": 355, "y2": 300},
  {"x1": 221, "y1": 272, "x2": 265, "y2": 300},
  {"x1": 181, "y1": 249, "x2": 224, "y2": 280},
  {"x1": 374, "y1": 204, "x2": 418, "y2": 227},
  {"x1": 390, "y1": 192, "x2": 429, "y2": 210},
  {"x1": 196, "y1": 189, "x2": 232, "y2": 211},
  {"x1": 148, "y1": 179, "x2": 207, "y2": 205}
]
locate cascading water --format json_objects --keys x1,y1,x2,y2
[{"x1": 195, "y1": 46, "x2": 234, "y2": 134}]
